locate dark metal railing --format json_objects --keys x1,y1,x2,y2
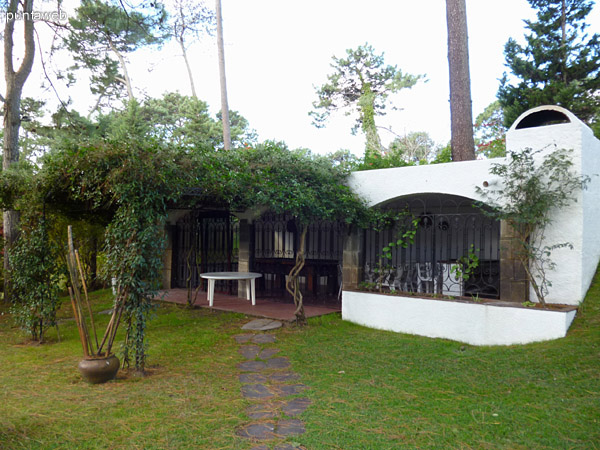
[
  {"x1": 363, "y1": 212, "x2": 500, "y2": 298},
  {"x1": 172, "y1": 211, "x2": 239, "y2": 293},
  {"x1": 252, "y1": 213, "x2": 343, "y2": 303}
]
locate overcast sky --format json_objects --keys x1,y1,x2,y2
[{"x1": 17, "y1": 0, "x2": 600, "y2": 155}]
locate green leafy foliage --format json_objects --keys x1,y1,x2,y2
[
  {"x1": 13, "y1": 130, "x2": 372, "y2": 363},
  {"x1": 475, "y1": 146, "x2": 590, "y2": 304},
  {"x1": 38, "y1": 122, "x2": 192, "y2": 370},
  {"x1": 223, "y1": 141, "x2": 370, "y2": 227},
  {"x1": 325, "y1": 149, "x2": 362, "y2": 172},
  {"x1": 64, "y1": 0, "x2": 167, "y2": 105},
  {"x1": 9, "y1": 221, "x2": 62, "y2": 343},
  {"x1": 430, "y1": 144, "x2": 453, "y2": 164},
  {"x1": 141, "y1": 93, "x2": 256, "y2": 149},
  {"x1": 497, "y1": 0, "x2": 600, "y2": 133},
  {"x1": 216, "y1": 141, "x2": 373, "y2": 323},
  {"x1": 36, "y1": 96, "x2": 255, "y2": 157},
  {"x1": 357, "y1": 131, "x2": 442, "y2": 169},
  {"x1": 370, "y1": 212, "x2": 419, "y2": 292},
  {"x1": 474, "y1": 101, "x2": 507, "y2": 158},
  {"x1": 450, "y1": 244, "x2": 480, "y2": 282},
  {"x1": 311, "y1": 43, "x2": 424, "y2": 156}
]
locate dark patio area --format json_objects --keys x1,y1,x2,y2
[{"x1": 156, "y1": 289, "x2": 340, "y2": 322}]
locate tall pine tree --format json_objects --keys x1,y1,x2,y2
[
  {"x1": 498, "y1": 0, "x2": 600, "y2": 135},
  {"x1": 446, "y1": 0, "x2": 476, "y2": 161}
]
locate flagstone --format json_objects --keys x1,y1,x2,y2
[
  {"x1": 234, "y1": 334, "x2": 255, "y2": 344},
  {"x1": 237, "y1": 422, "x2": 276, "y2": 440},
  {"x1": 252, "y1": 334, "x2": 277, "y2": 344},
  {"x1": 242, "y1": 318, "x2": 283, "y2": 331},
  {"x1": 238, "y1": 360, "x2": 267, "y2": 372},
  {"x1": 276, "y1": 419, "x2": 306, "y2": 437},
  {"x1": 258, "y1": 348, "x2": 281, "y2": 359},
  {"x1": 266, "y1": 357, "x2": 291, "y2": 369},
  {"x1": 246, "y1": 402, "x2": 279, "y2": 420},
  {"x1": 239, "y1": 344, "x2": 261, "y2": 359},
  {"x1": 269, "y1": 372, "x2": 301, "y2": 383},
  {"x1": 239, "y1": 373, "x2": 268, "y2": 384},
  {"x1": 241, "y1": 383, "x2": 275, "y2": 399},
  {"x1": 275, "y1": 384, "x2": 309, "y2": 396}
]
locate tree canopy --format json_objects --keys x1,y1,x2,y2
[
  {"x1": 497, "y1": 0, "x2": 600, "y2": 134},
  {"x1": 65, "y1": 0, "x2": 167, "y2": 105},
  {"x1": 310, "y1": 43, "x2": 424, "y2": 158},
  {"x1": 223, "y1": 142, "x2": 369, "y2": 226}
]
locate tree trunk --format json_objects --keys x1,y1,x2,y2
[
  {"x1": 560, "y1": 0, "x2": 568, "y2": 83},
  {"x1": 87, "y1": 94, "x2": 106, "y2": 119},
  {"x1": 216, "y1": 0, "x2": 232, "y2": 150},
  {"x1": 3, "y1": 0, "x2": 36, "y2": 302},
  {"x1": 446, "y1": 0, "x2": 475, "y2": 161},
  {"x1": 107, "y1": 37, "x2": 135, "y2": 101},
  {"x1": 285, "y1": 225, "x2": 308, "y2": 325},
  {"x1": 179, "y1": 37, "x2": 198, "y2": 98},
  {"x1": 361, "y1": 84, "x2": 384, "y2": 158}
]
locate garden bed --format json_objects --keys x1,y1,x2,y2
[{"x1": 342, "y1": 289, "x2": 577, "y2": 346}]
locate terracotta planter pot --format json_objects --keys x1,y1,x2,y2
[{"x1": 78, "y1": 355, "x2": 120, "y2": 384}]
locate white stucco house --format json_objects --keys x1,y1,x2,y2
[
  {"x1": 162, "y1": 105, "x2": 600, "y2": 346},
  {"x1": 341, "y1": 105, "x2": 600, "y2": 345}
]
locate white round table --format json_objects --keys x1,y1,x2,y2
[{"x1": 199, "y1": 272, "x2": 262, "y2": 307}]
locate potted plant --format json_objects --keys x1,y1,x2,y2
[{"x1": 66, "y1": 226, "x2": 127, "y2": 384}]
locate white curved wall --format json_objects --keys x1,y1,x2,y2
[
  {"x1": 582, "y1": 127, "x2": 600, "y2": 297},
  {"x1": 347, "y1": 158, "x2": 499, "y2": 208},
  {"x1": 506, "y1": 108, "x2": 600, "y2": 305}
]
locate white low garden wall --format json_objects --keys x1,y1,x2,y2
[{"x1": 342, "y1": 290, "x2": 577, "y2": 346}]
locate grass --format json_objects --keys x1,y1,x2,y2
[{"x1": 1, "y1": 269, "x2": 600, "y2": 449}]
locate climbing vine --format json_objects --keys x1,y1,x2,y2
[
  {"x1": 476, "y1": 147, "x2": 590, "y2": 305},
  {"x1": 37, "y1": 135, "x2": 192, "y2": 372},
  {"x1": 1, "y1": 127, "x2": 371, "y2": 368},
  {"x1": 8, "y1": 218, "x2": 62, "y2": 343}
]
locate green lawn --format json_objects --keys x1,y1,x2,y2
[{"x1": 1, "y1": 270, "x2": 599, "y2": 449}]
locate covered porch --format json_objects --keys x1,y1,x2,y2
[
  {"x1": 162, "y1": 208, "x2": 344, "y2": 308},
  {"x1": 156, "y1": 288, "x2": 340, "y2": 322}
]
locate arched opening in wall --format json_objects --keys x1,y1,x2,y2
[
  {"x1": 363, "y1": 193, "x2": 500, "y2": 299},
  {"x1": 514, "y1": 109, "x2": 571, "y2": 129}
]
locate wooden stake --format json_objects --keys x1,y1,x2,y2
[
  {"x1": 67, "y1": 226, "x2": 92, "y2": 356},
  {"x1": 106, "y1": 299, "x2": 125, "y2": 356},
  {"x1": 69, "y1": 287, "x2": 89, "y2": 358},
  {"x1": 75, "y1": 249, "x2": 99, "y2": 350}
]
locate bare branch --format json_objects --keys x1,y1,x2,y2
[
  {"x1": 376, "y1": 125, "x2": 404, "y2": 140},
  {"x1": 34, "y1": 28, "x2": 70, "y2": 114}
]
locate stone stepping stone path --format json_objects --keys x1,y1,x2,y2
[
  {"x1": 242, "y1": 319, "x2": 283, "y2": 331},
  {"x1": 234, "y1": 324, "x2": 310, "y2": 450},
  {"x1": 250, "y1": 445, "x2": 306, "y2": 450}
]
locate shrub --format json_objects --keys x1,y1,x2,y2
[{"x1": 9, "y1": 220, "x2": 62, "y2": 342}]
